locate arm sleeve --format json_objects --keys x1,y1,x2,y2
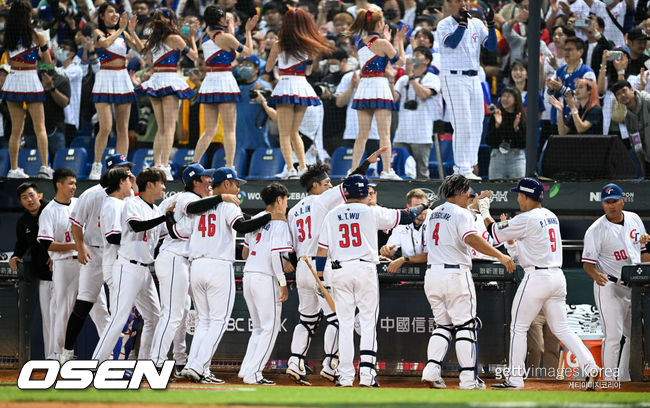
[
  {"x1": 232, "y1": 213, "x2": 272, "y2": 234},
  {"x1": 39, "y1": 239, "x2": 53, "y2": 252},
  {"x1": 443, "y1": 26, "x2": 467, "y2": 49},
  {"x1": 165, "y1": 211, "x2": 179, "y2": 239},
  {"x1": 581, "y1": 226, "x2": 600, "y2": 264},
  {"x1": 186, "y1": 195, "x2": 224, "y2": 214},
  {"x1": 483, "y1": 27, "x2": 497, "y2": 51},
  {"x1": 271, "y1": 252, "x2": 287, "y2": 286},
  {"x1": 105, "y1": 233, "x2": 121, "y2": 245},
  {"x1": 128, "y1": 215, "x2": 167, "y2": 232}
]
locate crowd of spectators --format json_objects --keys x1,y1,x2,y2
[{"x1": 2, "y1": 0, "x2": 650, "y2": 180}]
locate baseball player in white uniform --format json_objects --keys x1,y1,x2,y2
[
  {"x1": 92, "y1": 168, "x2": 172, "y2": 362},
  {"x1": 478, "y1": 177, "x2": 600, "y2": 390},
  {"x1": 380, "y1": 189, "x2": 428, "y2": 260},
  {"x1": 582, "y1": 183, "x2": 650, "y2": 381},
  {"x1": 180, "y1": 167, "x2": 281, "y2": 383},
  {"x1": 387, "y1": 175, "x2": 514, "y2": 390},
  {"x1": 59, "y1": 154, "x2": 135, "y2": 364},
  {"x1": 37, "y1": 168, "x2": 104, "y2": 359},
  {"x1": 239, "y1": 183, "x2": 292, "y2": 385},
  {"x1": 286, "y1": 148, "x2": 386, "y2": 386},
  {"x1": 436, "y1": 0, "x2": 496, "y2": 180},
  {"x1": 316, "y1": 174, "x2": 427, "y2": 387}
]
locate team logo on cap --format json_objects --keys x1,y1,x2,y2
[
  {"x1": 188, "y1": 170, "x2": 195, "y2": 177},
  {"x1": 605, "y1": 187, "x2": 614, "y2": 194}
]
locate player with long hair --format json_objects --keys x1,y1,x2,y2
[
  {"x1": 88, "y1": 2, "x2": 144, "y2": 180},
  {"x1": 0, "y1": 0, "x2": 54, "y2": 179},
  {"x1": 264, "y1": 8, "x2": 334, "y2": 178},
  {"x1": 192, "y1": 5, "x2": 257, "y2": 170},
  {"x1": 346, "y1": 9, "x2": 407, "y2": 180},
  {"x1": 137, "y1": 8, "x2": 199, "y2": 180}
]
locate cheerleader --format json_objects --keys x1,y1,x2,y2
[
  {"x1": 347, "y1": 9, "x2": 406, "y2": 180},
  {"x1": 0, "y1": 0, "x2": 55, "y2": 179},
  {"x1": 193, "y1": 5, "x2": 258, "y2": 169},
  {"x1": 89, "y1": 2, "x2": 144, "y2": 180},
  {"x1": 263, "y1": 8, "x2": 333, "y2": 178},
  {"x1": 137, "y1": 9, "x2": 199, "y2": 180}
]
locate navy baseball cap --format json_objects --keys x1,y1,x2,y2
[
  {"x1": 343, "y1": 174, "x2": 369, "y2": 199},
  {"x1": 242, "y1": 54, "x2": 261, "y2": 68},
  {"x1": 601, "y1": 183, "x2": 623, "y2": 201},
  {"x1": 212, "y1": 167, "x2": 247, "y2": 186},
  {"x1": 105, "y1": 154, "x2": 134, "y2": 169},
  {"x1": 182, "y1": 163, "x2": 216, "y2": 185},
  {"x1": 511, "y1": 177, "x2": 544, "y2": 201}
]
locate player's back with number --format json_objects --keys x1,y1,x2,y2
[
  {"x1": 118, "y1": 197, "x2": 161, "y2": 264},
  {"x1": 491, "y1": 208, "x2": 563, "y2": 268},
  {"x1": 319, "y1": 203, "x2": 399, "y2": 263},
  {"x1": 188, "y1": 201, "x2": 243, "y2": 261},
  {"x1": 425, "y1": 202, "x2": 476, "y2": 266}
]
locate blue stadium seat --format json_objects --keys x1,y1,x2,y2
[
  {"x1": 247, "y1": 148, "x2": 285, "y2": 179},
  {"x1": 131, "y1": 148, "x2": 154, "y2": 176},
  {"x1": 375, "y1": 147, "x2": 415, "y2": 179},
  {"x1": 172, "y1": 149, "x2": 209, "y2": 178},
  {"x1": 428, "y1": 134, "x2": 454, "y2": 178},
  {"x1": 53, "y1": 147, "x2": 89, "y2": 178},
  {"x1": 330, "y1": 147, "x2": 356, "y2": 179},
  {"x1": 0, "y1": 148, "x2": 9, "y2": 177},
  {"x1": 100, "y1": 147, "x2": 118, "y2": 174},
  {"x1": 18, "y1": 149, "x2": 43, "y2": 177},
  {"x1": 478, "y1": 144, "x2": 491, "y2": 180},
  {"x1": 211, "y1": 148, "x2": 248, "y2": 177},
  {"x1": 70, "y1": 136, "x2": 95, "y2": 163}
]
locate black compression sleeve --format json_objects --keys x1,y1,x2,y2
[
  {"x1": 165, "y1": 211, "x2": 178, "y2": 239},
  {"x1": 232, "y1": 213, "x2": 272, "y2": 234},
  {"x1": 186, "y1": 195, "x2": 224, "y2": 214},
  {"x1": 398, "y1": 209, "x2": 416, "y2": 225},
  {"x1": 40, "y1": 239, "x2": 52, "y2": 252},
  {"x1": 105, "y1": 233, "x2": 121, "y2": 245},
  {"x1": 128, "y1": 215, "x2": 166, "y2": 232},
  {"x1": 350, "y1": 158, "x2": 372, "y2": 176}
]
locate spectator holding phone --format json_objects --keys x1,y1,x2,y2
[
  {"x1": 584, "y1": 15, "x2": 612, "y2": 76},
  {"x1": 551, "y1": 78, "x2": 602, "y2": 135},
  {"x1": 486, "y1": 87, "x2": 526, "y2": 179}
]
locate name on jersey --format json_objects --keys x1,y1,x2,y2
[
  {"x1": 292, "y1": 204, "x2": 311, "y2": 218},
  {"x1": 539, "y1": 217, "x2": 559, "y2": 228},
  {"x1": 430, "y1": 211, "x2": 451, "y2": 221},
  {"x1": 338, "y1": 212, "x2": 360, "y2": 221}
]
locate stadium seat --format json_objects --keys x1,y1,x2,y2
[
  {"x1": 330, "y1": 147, "x2": 356, "y2": 179},
  {"x1": 53, "y1": 147, "x2": 89, "y2": 179},
  {"x1": 375, "y1": 147, "x2": 416, "y2": 179},
  {"x1": 18, "y1": 149, "x2": 43, "y2": 177},
  {"x1": 131, "y1": 148, "x2": 155, "y2": 176},
  {"x1": 172, "y1": 148, "x2": 209, "y2": 175},
  {"x1": 247, "y1": 148, "x2": 285, "y2": 179},
  {"x1": 211, "y1": 148, "x2": 248, "y2": 177},
  {"x1": 100, "y1": 147, "x2": 118, "y2": 174},
  {"x1": 70, "y1": 136, "x2": 95, "y2": 163},
  {"x1": 0, "y1": 148, "x2": 9, "y2": 177},
  {"x1": 428, "y1": 134, "x2": 454, "y2": 179},
  {"x1": 478, "y1": 144, "x2": 491, "y2": 180}
]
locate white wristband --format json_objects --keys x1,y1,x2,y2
[{"x1": 277, "y1": 275, "x2": 287, "y2": 287}]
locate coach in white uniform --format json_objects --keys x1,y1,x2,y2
[
  {"x1": 582, "y1": 183, "x2": 650, "y2": 381},
  {"x1": 380, "y1": 189, "x2": 428, "y2": 259},
  {"x1": 92, "y1": 168, "x2": 172, "y2": 362},
  {"x1": 316, "y1": 175, "x2": 427, "y2": 387},
  {"x1": 239, "y1": 183, "x2": 292, "y2": 385},
  {"x1": 479, "y1": 177, "x2": 600, "y2": 390},
  {"x1": 436, "y1": 0, "x2": 497, "y2": 180}
]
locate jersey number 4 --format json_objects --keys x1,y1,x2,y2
[
  {"x1": 339, "y1": 223, "x2": 362, "y2": 248},
  {"x1": 198, "y1": 214, "x2": 217, "y2": 237},
  {"x1": 296, "y1": 216, "x2": 312, "y2": 242}
]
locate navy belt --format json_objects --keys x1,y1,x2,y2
[
  {"x1": 129, "y1": 259, "x2": 150, "y2": 267},
  {"x1": 607, "y1": 274, "x2": 630, "y2": 287},
  {"x1": 535, "y1": 266, "x2": 548, "y2": 270},
  {"x1": 449, "y1": 70, "x2": 478, "y2": 76},
  {"x1": 426, "y1": 264, "x2": 460, "y2": 269}
]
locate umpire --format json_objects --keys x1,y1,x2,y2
[{"x1": 9, "y1": 183, "x2": 54, "y2": 359}]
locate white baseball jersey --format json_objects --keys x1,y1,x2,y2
[
  {"x1": 436, "y1": 16, "x2": 488, "y2": 71},
  {"x1": 188, "y1": 201, "x2": 243, "y2": 261},
  {"x1": 244, "y1": 214, "x2": 293, "y2": 280},
  {"x1": 38, "y1": 198, "x2": 78, "y2": 260},
  {"x1": 489, "y1": 207, "x2": 563, "y2": 269},
  {"x1": 289, "y1": 184, "x2": 346, "y2": 258},
  {"x1": 386, "y1": 223, "x2": 426, "y2": 257},
  {"x1": 318, "y1": 203, "x2": 399, "y2": 263},
  {"x1": 470, "y1": 213, "x2": 499, "y2": 261},
  {"x1": 582, "y1": 211, "x2": 647, "y2": 279},
  {"x1": 69, "y1": 184, "x2": 107, "y2": 247},
  {"x1": 99, "y1": 196, "x2": 125, "y2": 267},
  {"x1": 423, "y1": 201, "x2": 476, "y2": 266},
  {"x1": 158, "y1": 192, "x2": 200, "y2": 257},
  {"x1": 117, "y1": 196, "x2": 162, "y2": 264}
]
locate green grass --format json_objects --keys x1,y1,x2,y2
[{"x1": 1, "y1": 385, "x2": 649, "y2": 407}]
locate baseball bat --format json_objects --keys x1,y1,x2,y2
[{"x1": 301, "y1": 255, "x2": 336, "y2": 313}]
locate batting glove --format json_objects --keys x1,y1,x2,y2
[
  {"x1": 478, "y1": 197, "x2": 492, "y2": 219},
  {"x1": 485, "y1": 7, "x2": 495, "y2": 29},
  {"x1": 459, "y1": 8, "x2": 469, "y2": 27}
]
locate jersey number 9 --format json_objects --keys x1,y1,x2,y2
[{"x1": 339, "y1": 223, "x2": 361, "y2": 248}]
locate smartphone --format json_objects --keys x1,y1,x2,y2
[
  {"x1": 607, "y1": 51, "x2": 623, "y2": 61},
  {"x1": 575, "y1": 19, "x2": 589, "y2": 28},
  {"x1": 325, "y1": 0, "x2": 340, "y2": 8}
]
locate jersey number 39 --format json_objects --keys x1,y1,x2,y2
[{"x1": 339, "y1": 223, "x2": 362, "y2": 248}]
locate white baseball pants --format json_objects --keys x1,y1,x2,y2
[
  {"x1": 594, "y1": 281, "x2": 631, "y2": 381},
  {"x1": 39, "y1": 280, "x2": 56, "y2": 359},
  {"x1": 77, "y1": 246, "x2": 110, "y2": 335},
  {"x1": 185, "y1": 259, "x2": 235, "y2": 375}
]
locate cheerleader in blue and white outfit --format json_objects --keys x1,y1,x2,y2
[
  {"x1": 347, "y1": 9, "x2": 406, "y2": 180},
  {"x1": 262, "y1": 8, "x2": 333, "y2": 178},
  {"x1": 0, "y1": 0, "x2": 55, "y2": 179},
  {"x1": 193, "y1": 5, "x2": 257, "y2": 169},
  {"x1": 88, "y1": 2, "x2": 145, "y2": 180},
  {"x1": 137, "y1": 8, "x2": 199, "y2": 180}
]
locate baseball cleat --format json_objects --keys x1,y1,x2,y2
[
  {"x1": 286, "y1": 368, "x2": 312, "y2": 386},
  {"x1": 246, "y1": 378, "x2": 275, "y2": 385},
  {"x1": 201, "y1": 373, "x2": 225, "y2": 384},
  {"x1": 173, "y1": 365, "x2": 185, "y2": 379},
  {"x1": 491, "y1": 381, "x2": 523, "y2": 390},
  {"x1": 335, "y1": 382, "x2": 352, "y2": 387},
  {"x1": 123, "y1": 369, "x2": 133, "y2": 380},
  {"x1": 585, "y1": 375, "x2": 597, "y2": 391},
  {"x1": 422, "y1": 378, "x2": 447, "y2": 389},
  {"x1": 180, "y1": 367, "x2": 202, "y2": 383},
  {"x1": 360, "y1": 379, "x2": 380, "y2": 388},
  {"x1": 319, "y1": 369, "x2": 339, "y2": 384}
]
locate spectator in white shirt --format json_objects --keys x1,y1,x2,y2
[{"x1": 57, "y1": 39, "x2": 83, "y2": 144}]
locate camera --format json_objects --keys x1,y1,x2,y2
[
  {"x1": 249, "y1": 88, "x2": 272, "y2": 100},
  {"x1": 313, "y1": 82, "x2": 336, "y2": 98},
  {"x1": 574, "y1": 19, "x2": 589, "y2": 28},
  {"x1": 607, "y1": 51, "x2": 623, "y2": 61},
  {"x1": 403, "y1": 100, "x2": 418, "y2": 110}
]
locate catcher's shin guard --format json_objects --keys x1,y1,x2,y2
[
  {"x1": 288, "y1": 312, "x2": 321, "y2": 377},
  {"x1": 455, "y1": 317, "x2": 479, "y2": 385},
  {"x1": 358, "y1": 349, "x2": 377, "y2": 385},
  {"x1": 424, "y1": 323, "x2": 453, "y2": 380}
]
